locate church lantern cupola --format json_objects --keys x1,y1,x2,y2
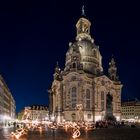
[
  {"x1": 64, "y1": 6, "x2": 103, "y2": 75},
  {"x1": 76, "y1": 6, "x2": 92, "y2": 41}
]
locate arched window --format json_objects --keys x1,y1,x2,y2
[
  {"x1": 93, "y1": 50, "x2": 97, "y2": 58},
  {"x1": 71, "y1": 87, "x2": 77, "y2": 108},
  {"x1": 73, "y1": 63, "x2": 76, "y2": 68},
  {"x1": 86, "y1": 89, "x2": 90, "y2": 109},
  {"x1": 101, "y1": 91, "x2": 104, "y2": 110},
  {"x1": 86, "y1": 89, "x2": 90, "y2": 99},
  {"x1": 101, "y1": 91, "x2": 104, "y2": 100},
  {"x1": 85, "y1": 28, "x2": 89, "y2": 33},
  {"x1": 101, "y1": 101, "x2": 104, "y2": 110}
]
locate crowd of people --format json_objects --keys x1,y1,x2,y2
[{"x1": 95, "y1": 120, "x2": 138, "y2": 128}]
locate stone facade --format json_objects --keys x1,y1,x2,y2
[
  {"x1": 0, "y1": 75, "x2": 16, "y2": 126},
  {"x1": 49, "y1": 9, "x2": 122, "y2": 122},
  {"x1": 121, "y1": 100, "x2": 140, "y2": 121},
  {"x1": 18, "y1": 105, "x2": 49, "y2": 121}
]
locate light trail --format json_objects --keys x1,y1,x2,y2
[{"x1": 11, "y1": 106, "x2": 95, "y2": 139}]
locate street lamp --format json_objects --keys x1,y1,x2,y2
[
  {"x1": 51, "y1": 116, "x2": 55, "y2": 122},
  {"x1": 135, "y1": 116, "x2": 138, "y2": 122}
]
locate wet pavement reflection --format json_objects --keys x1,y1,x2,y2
[{"x1": 1, "y1": 127, "x2": 140, "y2": 140}]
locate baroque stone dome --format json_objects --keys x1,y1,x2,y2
[
  {"x1": 77, "y1": 39, "x2": 103, "y2": 75},
  {"x1": 64, "y1": 16, "x2": 103, "y2": 75}
]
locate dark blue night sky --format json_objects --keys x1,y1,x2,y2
[{"x1": 0, "y1": 0, "x2": 140, "y2": 113}]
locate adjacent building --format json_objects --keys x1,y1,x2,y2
[
  {"x1": 17, "y1": 105, "x2": 49, "y2": 121},
  {"x1": 49, "y1": 8, "x2": 122, "y2": 122},
  {"x1": 121, "y1": 100, "x2": 140, "y2": 122},
  {"x1": 0, "y1": 75, "x2": 16, "y2": 126}
]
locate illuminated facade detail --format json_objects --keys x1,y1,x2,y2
[
  {"x1": 121, "y1": 100, "x2": 140, "y2": 122},
  {"x1": 0, "y1": 75, "x2": 16, "y2": 126},
  {"x1": 17, "y1": 105, "x2": 49, "y2": 121},
  {"x1": 49, "y1": 9, "x2": 122, "y2": 122}
]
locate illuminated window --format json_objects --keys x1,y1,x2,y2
[
  {"x1": 86, "y1": 89, "x2": 90, "y2": 109},
  {"x1": 71, "y1": 87, "x2": 77, "y2": 108}
]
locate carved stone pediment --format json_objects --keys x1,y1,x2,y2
[
  {"x1": 63, "y1": 72, "x2": 83, "y2": 82},
  {"x1": 94, "y1": 75, "x2": 114, "y2": 87}
]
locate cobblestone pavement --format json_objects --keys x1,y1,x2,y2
[{"x1": 1, "y1": 127, "x2": 140, "y2": 140}]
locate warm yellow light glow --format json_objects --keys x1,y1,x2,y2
[
  {"x1": 95, "y1": 116, "x2": 101, "y2": 122},
  {"x1": 11, "y1": 128, "x2": 28, "y2": 139},
  {"x1": 116, "y1": 116, "x2": 120, "y2": 121},
  {"x1": 11, "y1": 106, "x2": 95, "y2": 139}
]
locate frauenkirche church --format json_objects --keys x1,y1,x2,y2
[{"x1": 49, "y1": 7, "x2": 122, "y2": 122}]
